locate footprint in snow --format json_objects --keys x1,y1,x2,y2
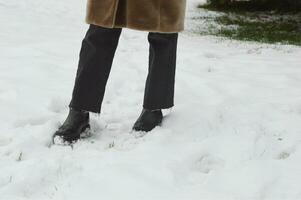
[
  {"x1": 0, "y1": 137, "x2": 12, "y2": 147},
  {"x1": 277, "y1": 151, "x2": 290, "y2": 160},
  {"x1": 194, "y1": 154, "x2": 225, "y2": 174},
  {"x1": 13, "y1": 116, "x2": 50, "y2": 128},
  {"x1": 203, "y1": 52, "x2": 221, "y2": 59}
]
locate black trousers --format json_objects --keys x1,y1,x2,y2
[{"x1": 69, "y1": 25, "x2": 178, "y2": 113}]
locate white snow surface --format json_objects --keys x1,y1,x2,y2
[{"x1": 1, "y1": 0, "x2": 301, "y2": 199}]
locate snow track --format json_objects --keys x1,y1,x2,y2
[{"x1": 0, "y1": 0, "x2": 301, "y2": 199}]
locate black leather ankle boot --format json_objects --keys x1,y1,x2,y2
[
  {"x1": 53, "y1": 108, "x2": 90, "y2": 144},
  {"x1": 132, "y1": 109, "x2": 163, "y2": 132}
]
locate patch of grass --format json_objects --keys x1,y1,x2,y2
[
  {"x1": 194, "y1": 7, "x2": 301, "y2": 45},
  {"x1": 199, "y1": 0, "x2": 301, "y2": 12},
  {"x1": 215, "y1": 13, "x2": 301, "y2": 45}
]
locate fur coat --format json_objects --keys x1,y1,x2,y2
[{"x1": 86, "y1": 0, "x2": 187, "y2": 33}]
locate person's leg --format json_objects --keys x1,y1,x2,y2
[
  {"x1": 143, "y1": 32, "x2": 178, "y2": 110},
  {"x1": 53, "y1": 25, "x2": 121, "y2": 144},
  {"x1": 69, "y1": 24, "x2": 122, "y2": 113},
  {"x1": 133, "y1": 32, "x2": 178, "y2": 132}
]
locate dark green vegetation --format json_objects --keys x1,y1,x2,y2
[
  {"x1": 196, "y1": 1, "x2": 301, "y2": 45},
  {"x1": 216, "y1": 13, "x2": 301, "y2": 45},
  {"x1": 201, "y1": 0, "x2": 301, "y2": 12}
]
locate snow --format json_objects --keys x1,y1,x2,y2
[{"x1": 1, "y1": 0, "x2": 301, "y2": 199}]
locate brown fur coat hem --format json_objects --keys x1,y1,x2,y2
[{"x1": 86, "y1": 0, "x2": 187, "y2": 33}]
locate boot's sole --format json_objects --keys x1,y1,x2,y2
[
  {"x1": 52, "y1": 123, "x2": 91, "y2": 145},
  {"x1": 132, "y1": 119, "x2": 163, "y2": 133}
]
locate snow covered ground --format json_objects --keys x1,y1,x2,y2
[{"x1": 1, "y1": 0, "x2": 301, "y2": 199}]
